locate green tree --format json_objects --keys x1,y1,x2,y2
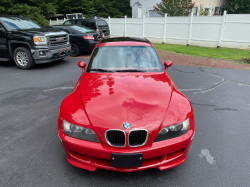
[
  {"x1": 223, "y1": 0, "x2": 250, "y2": 14},
  {"x1": 0, "y1": 0, "x2": 57, "y2": 26},
  {"x1": 153, "y1": 0, "x2": 195, "y2": 16},
  {"x1": 56, "y1": 0, "x2": 131, "y2": 18},
  {"x1": 199, "y1": 5, "x2": 209, "y2": 16}
]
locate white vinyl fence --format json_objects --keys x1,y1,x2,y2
[
  {"x1": 104, "y1": 12, "x2": 250, "y2": 49},
  {"x1": 50, "y1": 18, "x2": 68, "y2": 25}
]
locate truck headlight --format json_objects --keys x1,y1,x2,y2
[
  {"x1": 33, "y1": 36, "x2": 47, "y2": 45},
  {"x1": 63, "y1": 120, "x2": 100, "y2": 143},
  {"x1": 154, "y1": 118, "x2": 190, "y2": 142}
]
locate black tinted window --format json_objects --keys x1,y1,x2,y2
[
  {"x1": 84, "y1": 21, "x2": 96, "y2": 28},
  {"x1": 64, "y1": 20, "x2": 75, "y2": 25},
  {"x1": 97, "y1": 20, "x2": 108, "y2": 26},
  {"x1": 87, "y1": 46, "x2": 164, "y2": 72},
  {"x1": 76, "y1": 21, "x2": 83, "y2": 26}
]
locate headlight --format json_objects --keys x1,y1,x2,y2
[
  {"x1": 63, "y1": 120, "x2": 100, "y2": 143},
  {"x1": 33, "y1": 36, "x2": 47, "y2": 45},
  {"x1": 154, "y1": 118, "x2": 190, "y2": 142}
]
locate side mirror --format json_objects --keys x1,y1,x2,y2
[
  {"x1": 78, "y1": 61, "x2": 86, "y2": 71},
  {"x1": 164, "y1": 60, "x2": 173, "y2": 70}
]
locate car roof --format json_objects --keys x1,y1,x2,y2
[
  {"x1": 98, "y1": 37, "x2": 152, "y2": 47},
  {"x1": 65, "y1": 18, "x2": 106, "y2": 22}
]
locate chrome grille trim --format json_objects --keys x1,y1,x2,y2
[
  {"x1": 128, "y1": 129, "x2": 149, "y2": 147},
  {"x1": 105, "y1": 129, "x2": 126, "y2": 147},
  {"x1": 48, "y1": 34, "x2": 68, "y2": 47}
]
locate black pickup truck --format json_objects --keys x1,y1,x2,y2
[{"x1": 0, "y1": 15, "x2": 71, "y2": 69}]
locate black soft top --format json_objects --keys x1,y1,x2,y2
[{"x1": 100, "y1": 37, "x2": 150, "y2": 44}]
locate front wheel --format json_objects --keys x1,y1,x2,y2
[
  {"x1": 13, "y1": 47, "x2": 35, "y2": 69},
  {"x1": 70, "y1": 43, "x2": 80, "y2": 57}
]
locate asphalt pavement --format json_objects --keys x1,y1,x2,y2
[{"x1": 0, "y1": 58, "x2": 250, "y2": 187}]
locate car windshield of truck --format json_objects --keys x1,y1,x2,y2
[
  {"x1": 1, "y1": 17, "x2": 41, "y2": 30},
  {"x1": 87, "y1": 46, "x2": 164, "y2": 72},
  {"x1": 97, "y1": 20, "x2": 108, "y2": 27},
  {"x1": 68, "y1": 25, "x2": 94, "y2": 34}
]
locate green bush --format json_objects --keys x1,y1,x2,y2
[{"x1": 0, "y1": 0, "x2": 56, "y2": 27}]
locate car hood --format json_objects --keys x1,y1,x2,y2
[
  {"x1": 11, "y1": 28, "x2": 66, "y2": 36},
  {"x1": 79, "y1": 72, "x2": 173, "y2": 133}
]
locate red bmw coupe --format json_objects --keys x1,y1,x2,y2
[{"x1": 58, "y1": 37, "x2": 195, "y2": 172}]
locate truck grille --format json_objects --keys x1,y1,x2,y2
[
  {"x1": 106, "y1": 130, "x2": 125, "y2": 147},
  {"x1": 49, "y1": 34, "x2": 68, "y2": 47},
  {"x1": 128, "y1": 130, "x2": 148, "y2": 147}
]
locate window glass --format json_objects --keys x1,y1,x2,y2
[
  {"x1": 1, "y1": 17, "x2": 41, "y2": 30},
  {"x1": 84, "y1": 21, "x2": 96, "y2": 28},
  {"x1": 67, "y1": 25, "x2": 94, "y2": 34},
  {"x1": 57, "y1": 27, "x2": 71, "y2": 34},
  {"x1": 97, "y1": 20, "x2": 108, "y2": 26},
  {"x1": 64, "y1": 20, "x2": 75, "y2": 25},
  {"x1": 214, "y1": 7, "x2": 221, "y2": 15},
  {"x1": 87, "y1": 46, "x2": 164, "y2": 72},
  {"x1": 76, "y1": 21, "x2": 83, "y2": 26},
  {"x1": 61, "y1": 27, "x2": 71, "y2": 34},
  {"x1": 204, "y1": 8, "x2": 211, "y2": 15},
  {"x1": 191, "y1": 7, "x2": 198, "y2": 16}
]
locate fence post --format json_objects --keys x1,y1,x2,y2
[
  {"x1": 108, "y1": 16, "x2": 111, "y2": 35},
  {"x1": 124, "y1": 15, "x2": 127, "y2": 37},
  {"x1": 142, "y1": 15, "x2": 145, "y2": 37},
  {"x1": 56, "y1": 18, "x2": 58, "y2": 25},
  {"x1": 162, "y1": 13, "x2": 167, "y2": 44},
  {"x1": 217, "y1": 11, "x2": 227, "y2": 48},
  {"x1": 187, "y1": 12, "x2": 193, "y2": 46}
]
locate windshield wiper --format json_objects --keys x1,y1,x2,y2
[
  {"x1": 90, "y1": 68, "x2": 114, "y2": 72},
  {"x1": 115, "y1": 69, "x2": 146, "y2": 72}
]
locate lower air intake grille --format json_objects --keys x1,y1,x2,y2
[
  {"x1": 106, "y1": 130, "x2": 125, "y2": 147},
  {"x1": 128, "y1": 130, "x2": 148, "y2": 147}
]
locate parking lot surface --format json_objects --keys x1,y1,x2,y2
[{"x1": 0, "y1": 58, "x2": 250, "y2": 186}]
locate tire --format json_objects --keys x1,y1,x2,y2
[
  {"x1": 70, "y1": 43, "x2": 80, "y2": 57},
  {"x1": 13, "y1": 47, "x2": 35, "y2": 69}
]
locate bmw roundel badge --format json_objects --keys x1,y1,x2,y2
[{"x1": 123, "y1": 122, "x2": 131, "y2": 129}]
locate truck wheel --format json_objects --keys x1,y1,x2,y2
[
  {"x1": 13, "y1": 47, "x2": 35, "y2": 69},
  {"x1": 70, "y1": 43, "x2": 80, "y2": 57}
]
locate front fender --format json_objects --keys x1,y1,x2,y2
[
  {"x1": 59, "y1": 84, "x2": 91, "y2": 130},
  {"x1": 156, "y1": 86, "x2": 194, "y2": 137}
]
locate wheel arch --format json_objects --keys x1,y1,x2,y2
[{"x1": 8, "y1": 41, "x2": 32, "y2": 58}]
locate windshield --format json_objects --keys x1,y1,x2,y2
[
  {"x1": 87, "y1": 46, "x2": 164, "y2": 72},
  {"x1": 1, "y1": 17, "x2": 41, "y2": 30},
  {"x1": 68, "y1": 25, "x2": 94, "y2": 34}
]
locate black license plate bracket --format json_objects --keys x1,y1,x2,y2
[{"x1": 111, "y1": 153, "x2": 143, "y2": 168}]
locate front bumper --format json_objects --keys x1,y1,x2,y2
[
  {"x1": 78, "y1": 40, "x2": 98, "y2": 52},
  {"x1": 58, "y1": 129, "x2": 194, "y2": 172},
  {"x1": 32, "y1": 45, "x2": 71, "y2": 64}
]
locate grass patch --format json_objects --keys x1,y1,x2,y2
[{"x1": 154, "y1": 43, "x2": 249, "y2": 61}]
